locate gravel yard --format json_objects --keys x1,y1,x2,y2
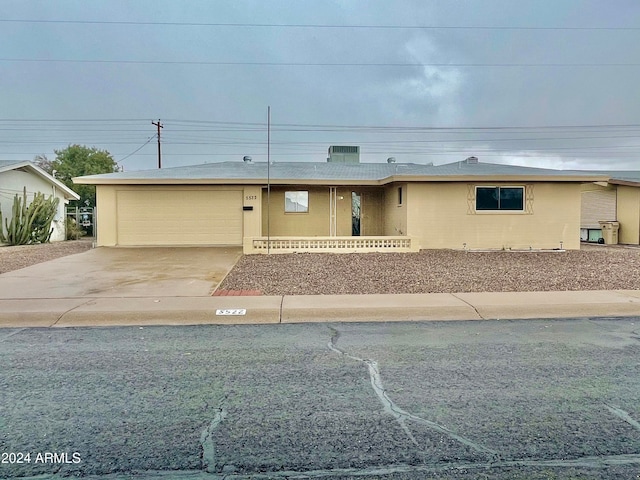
[
  {"x1": 220, "y1": 244, "x2": 640, "y2": 295},
  {"x1": 2, "y1": 241, "x2": 640, "y2": 294},
  {"x1": 0, "y1": 238, "x2": 93, "y2": 274}
]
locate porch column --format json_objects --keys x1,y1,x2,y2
[{"x1": 329, "y1": 187, "x2": 337, "y2": 236}]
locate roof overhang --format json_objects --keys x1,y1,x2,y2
[
  {"x1": 607, "y1": 178, "x2": 640, "y2": 187},
  {"x1": 74, "y1": 173, "x2": 612, "y2": 186},
  {"x1": 379, "y1": 174, "x2": 611, "y2": 184},
  {"x1": 2, "y1": 161, "x2": 80, "y2": 200}
]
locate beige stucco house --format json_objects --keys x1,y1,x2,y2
[
  {"x1": 74, "y1": 152, "x2": 613, "y2": 253},
  {"x1": 0, "y1": 160, "x2": 80, "y2": 243}
]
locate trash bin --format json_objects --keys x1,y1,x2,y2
[{"x1": 598, "y1": 221, "x2": 620, "y2": 245}]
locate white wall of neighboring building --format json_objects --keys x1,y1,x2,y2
[{"x1": 0, "y1": 168, "x2": 70, "y2": 242}]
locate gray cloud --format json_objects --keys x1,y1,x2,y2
[{"x1": 1, "y1": 0, "x2": 639, "y2": 170}]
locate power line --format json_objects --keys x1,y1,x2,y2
[
  {"x1": 1, "y1": 58, "x2": 637, "y2": 68},
  {"x1": 0, "y1": 19, "x2": 637, "y2": 31},
  {"x1": 5, "y1": 150, "x2": 640, "y2": 158},
  {"x1": 116, "y1": 135, "x2": 156, "y2": 164},
  {"x1": 3, "y1": 118, "x2": 640, "y2": 131}
]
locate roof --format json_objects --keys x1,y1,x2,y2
[
  {"x1": 549, "y1": 168, "x2": 640, "y2": 186},
  {"x1": 597, "y1": 171, "x2": 640, "y2": 186},
  {"x1": 0, "y1": 160, "x2": 80, "y2": 200},
  {"x1": 73, "y1": 159, "x2": 609, "y2": 186}
]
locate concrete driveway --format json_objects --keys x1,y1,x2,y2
[{"x1": 0, "y1": 246, "x2": 242, "y2": 299}]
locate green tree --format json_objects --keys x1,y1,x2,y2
[
  {"x1": 46, "y1": 145, "x2": 119, "y2": 206},
  {"x1": 34, "y1": 154, "x2": 53, "y2": 173}
]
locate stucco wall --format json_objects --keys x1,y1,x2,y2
[
  {"x1": 262, "y1": 186, "x2": 330, "y2": 236},
  {"x1": 406, "y1": 182, "x2": 581, "y2": 250},
  {"x1": 0, "y1": 169, "x2": 68, "y2": 242},
  {"x1": 243, "y1": 185, "x2": 262, "y2": 238},
  {"x1": 334, "y1": 187, "x2": 352, "y2": 236},
  {"x1": 616, "y1": 185, "x2": 640, "y2": 245},
  {"x1": 384, "y1": 183, "x2": 407, "y2": 236},
  {"x1": 262, "y1": 186, "x2": 385, "y2": 237},
  {"x1": 95, "y1": 185, "x2": 118, "y2": 245},
  {"x1": 358, "y1": 187, "x2": 384, "y2": 236}
]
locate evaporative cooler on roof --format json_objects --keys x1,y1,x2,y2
[{"x1": 327, "y1": 146, "x2": 360, "y2": 163}]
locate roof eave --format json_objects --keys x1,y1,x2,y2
[
  {"x1": 607, "y1": 179, "x2": 640, "y2": 187},
  {"x1": 73, "y1": 177, "x2": 267, "y2": 185},
  {"x1": 381, "y1": 174, "x2": 611, "y2": 183},
  {"x1": 74, "y1": 173, "x2": 612, "y2": 186},
  {"x1": 3, "y1": 161, "x2": 80, "y2": 200},
  {"x1": 73, "y1": 177, "x2": 385, "y2": 186}
]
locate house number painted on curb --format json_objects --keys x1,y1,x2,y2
[{"x1": 216, "y1": 309, "x2": 247, "y2": 316}]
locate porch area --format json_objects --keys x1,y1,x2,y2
[{"x1": 250, "y1": 185, "x2": 411, "y2": 254}]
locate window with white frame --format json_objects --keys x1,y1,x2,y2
[
  {"x1": 284, "y1": 191, "x2": 309, "y2": 213},
  {"x1": 476, "y1": 186, "x2": 524, "y2": 211}
]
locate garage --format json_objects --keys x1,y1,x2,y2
[
  {"x1": 115, "y1": 189, "x2": 243, "y2": 246},
  {"x1": 581, "y1": 186, "x2": 617, "y2": 243}
]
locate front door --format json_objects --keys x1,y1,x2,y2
[{"x1": 352, "y1": 191, "x2": 361, "y2": 236}]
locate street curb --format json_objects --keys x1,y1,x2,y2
[
  {"x1": 0, "y1": 297, "x2": 282, "y2": 328},
  {"x1": 0, "y1": 298, "x2": 89, "y2": 328},
  {"x1": 454, "y1": 290, "x2": 640, "y2": 320},
  {"x1": 280, "y1": 294, "x2": 482, "y2": 323},
  {"x1": 55, "y1": 296, "x2": 283, "y2": 327},
  {"x1": 2, "y1": 291, "x2": 640, "y2": 328}
]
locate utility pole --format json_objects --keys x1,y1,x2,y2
[
  {"x1": 267, "y1": 106, "x2": 271, "y2": 254},
  {"x1": 151, "y1": 119, "x2": 163, "y2": 168}
]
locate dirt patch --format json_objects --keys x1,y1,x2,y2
[
  {"x1": 0, "y1": 238, "x2": 94, "y2": 274},
  {"x1": 220, "y1": 244, "x2": 640, "y2": 295}
]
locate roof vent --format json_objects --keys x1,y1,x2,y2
[
  {"x1": 243, "y1": 156, "x2": 253, "y2": 163},
  {"x1": 387, "y1": 157, "x2": 396, "y2": 163},
  {"x1": 465, "y1": 156, "x2": 479, "y2": 164}
]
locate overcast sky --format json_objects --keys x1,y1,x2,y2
[{"x1": 1, "y1": 0, "x2": 640, "y2": 171}]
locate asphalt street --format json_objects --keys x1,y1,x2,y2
[{"x1": 0, "y1": 319, "x2": 639, "y2": 479}]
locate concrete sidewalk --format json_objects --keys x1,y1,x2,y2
[
  {"x1": 2, "y1": 247, "x2": 640, "y2": 327},
  {"x1": 2, "y1": 290, "x2": 640, "y2": 327}
]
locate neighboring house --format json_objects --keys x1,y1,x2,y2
[
  {"x1": 609, "y1": 174, "x2": 640, "y2": 245},
  {"x1": 0, "y1": 160, "x2": 80, "y2": 243},
  {"x1": 578, "y1": 171, "x2": 640, "y2": 245},
  {"x1": 73, "y1": 150, "x2": 611, "y2": 253}
]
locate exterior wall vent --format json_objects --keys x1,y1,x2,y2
[{"x1": 243, "y1": 156, "x2": 253, "y2": 163}]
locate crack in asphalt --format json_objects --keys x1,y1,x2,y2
[
  {"x1": 327, "y1": 327, "x2": 499, "y2": 458},
  {"x1": 23, "y1": 454, "x2": 638, "y2": 480},
  {"x1": 605, "y1": 403, "x2": 640, "y2": 432},
  {"x1": 209, "y1": 453, "x2": 640, "y2": 477},
  {"x1": 200, "y1": 402, "x2": 227, "y2": 473}
]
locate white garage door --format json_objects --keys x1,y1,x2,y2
[{"x1": 116, "y1": 189, "x2": 243, "y2": 245}]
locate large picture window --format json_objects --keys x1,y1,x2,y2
[
  {"x1": 284, "y1": 191, "x2": 309, "y2": 213},
  {"x1": 476, "y1": 186, "x2": 524, "y2": 211}
]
